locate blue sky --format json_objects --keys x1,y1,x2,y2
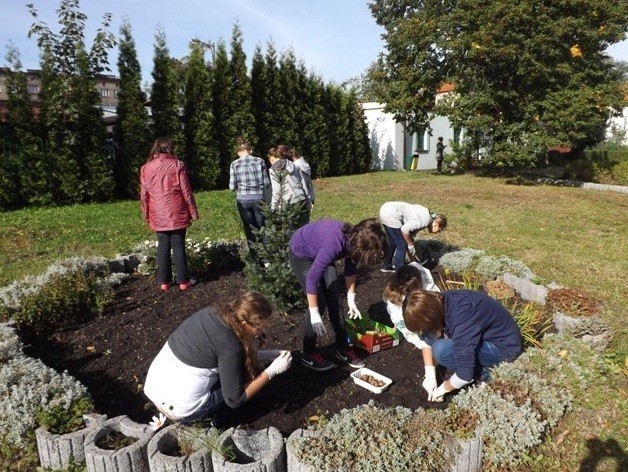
[{"x1": 1, "y1": 0, "x2": 627, "y2": 86}]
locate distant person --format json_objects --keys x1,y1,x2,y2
[
  {"x1": 144, "y1": 291, "x2": 292, "y2": 424},
  {"x1": 268, "y1": 145, "x2": 310, "y2": 230},
  {"x1": 289, "y1": 218, "x2": 386, "y2": 371},
  {"x1": 290, "y1": 147, "x2": 316, "y2": 224},
  {"x1": 403, "y1": 289, "x2": 522, "y2": 401},
  {"x1": 140, "y1": 137, "x2": 198, "y2": 291},
  {"x1": 436, "y1": 137, "x2": 447, "y2": 172},
  {"x1": 379, "y1": 201, "x2": 447, "y2": 272},
  {"x1": 229, "y1": 138, "x2": 270, "y2": 263}
]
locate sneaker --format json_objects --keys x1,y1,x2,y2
[
  {"x1": 335, "y1": 348, "x2": 366, "y2": 368},
  {"x1": 160, "y1": 283, "x2": 170, "y2": 292},
  {"x1": 301, "y1": 352, "x2": 335, "y2": 371},
  {"x1": 380, "y1": 267, "x2": 395, "y2": 273},
  {"x1": 179, "y1": 278, "x2": 197, "y2": 291}
]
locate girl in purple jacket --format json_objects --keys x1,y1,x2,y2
[{"x1": 288, "y1": 218, "x2": 386, "y2": 371}]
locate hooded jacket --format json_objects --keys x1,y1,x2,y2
[
  {"x1": 269, "y1": 158, "x2": 308, "y2": 210},
  {"x1": 140, "y1": 153, "x2": 199, "y2": 232}
]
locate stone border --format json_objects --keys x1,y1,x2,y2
[
  {"x1": 211, "y1": 427, "x2": 285, "y2": 472},
  {"x1": 84, "y1": 415, "x2": 154, "y2": 472},
  {"x1": 147, "y1": 424, "x2": 214, "y2": 472}
]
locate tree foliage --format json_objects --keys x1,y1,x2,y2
[
  {"x1": 2, "y1": 3, "x2": 373, "y2": 209},
  {"x1": 113, "y1": 19, "x2": 151, "y2": 198},
  {"x1": 183, "y1": 42, "x2": 220, "y2": 189},
  {"x1": 27, "y1": 0, "x2": 115, "y2": 203},
  {"x1": 150, "y1": 28, "x2": 183, "y2": 149},
  {"x1": 369, "y1": 0, "x2": 628, "y2": 165}
]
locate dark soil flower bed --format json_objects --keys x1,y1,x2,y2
[{"x1": 24, "y1": 262, "x2": 451, "y2": 435}]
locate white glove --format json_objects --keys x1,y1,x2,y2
[
  {"x1": 422, "y1": 366, "x2": 438, "y2": 397},
  {"x1": 264, "y1": 350, "x2": 292, "y2": 380},
  {"x1": 258, "y1": 349, "x2": 282, "y2": 362},
  {"x1": 347, "y1": 292, "x2": 362, "y2": 320},
  {"x1": 309, "y1": 307, "x2": 327, "y2": 336},
  {"x1": 407, "y1": 243, "x2": 416, "y2": 259},
  {"x1": 429, "y1": 382, "x2": 450, "y2": 402}
]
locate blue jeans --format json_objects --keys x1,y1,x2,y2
[
  {"x1": 383, "y1": 225, "x2": 406, "y2": 270},
  {"x1": 424, "y1": 335, "x2": 503, "y2": 381},
  {"x1": 179, "y1": 388, "x2": 224, "y2": 425},
  {"x1": 156, "y1": 229, "x2": 188, "y2": 284},
  {"x1": 236, "y1": 199, "x2": 265, "y2": 259},
  {"x1": 289, "y1": 249, "x2": 348, "y2": 354}
]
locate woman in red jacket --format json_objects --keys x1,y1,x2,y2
[{"x1": 140, "y1": 137, "x2": 199, "y2": 291}]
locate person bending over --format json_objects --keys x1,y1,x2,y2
[
  {"x1": 289, "y1": 218, "x2": 386, "y2": 371},
  {"x1": 378, "y1": 201, "x2": 446, "y2": 272},
  {"x1": 144, "y1": 291, "x2": 292, "y2": 424},
  {"x1": 383, "y1": 262, "x2": 442, "y2": 398},
  {"x1": 403, "y1": 289, "x2": 522, "y2": 401}
]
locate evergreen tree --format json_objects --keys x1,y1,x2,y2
[
  {"x1": 1, "y1": 46, "x2": 36, "y2": 209},
  {"x1": 323, "y1": 85, "x2": 349, "y2": 176},
  {"x1": 113, "y1": 19, "x2": 151, "y2": 198},
  {"x1": 251, "y1": 44, "x2": 273, "y2": 156},
  {"x1": 227, "y1": 24, "x2": 255, "y2": 150},
  {"x1": 299, "y1": 72, "x2": 329, "y2": 179},
  {"x1": 27, "y1": 0, "x2": 116, "y2": 204},
  {"x1": 346, "y1": 90, "x2": 372, "y2": 174},
  {"x1": 183, "y1": 41, "x2": 220, "y2": 190},
  {"x1": 72, "y1": 50, "x2": 114, "y2": 201},
  {"x1": 262, "y1": 42, "x2": 284, "y2": 147},
  {"x1": 275, "y1": 49, "x2": 300, "y2": 145},
  {"x1": 210, "y1": 40, "x2": 233, "y2": 186},
  {"x1": 150, "y1": 28, "x2": 183, "y2": 149},
  {"x1": 242, "y1": 173, "x2": 304, "y2": 313}
]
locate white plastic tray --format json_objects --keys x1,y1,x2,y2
[{"x1": 351, "y1": 367, "x2": 392, "y2": 394}]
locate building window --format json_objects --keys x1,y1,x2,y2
[
  {"x1": 27, "y1": 84, "x2": 40, "y2": 94},
  {"x1": 414, "y1": 128, "x2": 430, "y2": 152},
  {"x1": 113, "y1": 89, "x2": 119, "y2": 97},
  {"x1": 453, "y1": 127, "x2": 463, "y2": 144},
  {"x1": 100, "y1": 89, "x2": 109, "y2": 97}
]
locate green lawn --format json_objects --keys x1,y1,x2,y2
[{"x1": 1, "y1": 170, "x2": 626, "y2": 470}]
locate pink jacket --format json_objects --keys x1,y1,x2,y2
[{"x1": 140, "y1": 154, "x2": 199, "y2": 232}]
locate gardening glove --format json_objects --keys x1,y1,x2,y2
[
  {"x1": 264, "y1": 350, "x2": 292, "y2": 380},
  {"x1": 309, "y1": 307, "x2": 327, "y2": 336},
  {"x1": 422, "y1": 366, "x2": 438, "y2": 397},
  {"x1": 258, "y1": 349, "x2": 283, "y2": 362},
  {"x1": 429, "y1": 383, "x2": 450, "y2": 402},
  {"x1": 347, "y1": 292, "x2": 362, "y2": 320},
  {"x1": 407, "y1": 243, "x2": 417, "y2": 260}
]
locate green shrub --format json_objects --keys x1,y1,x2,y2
[
  {"x1": 475, "y1": 255, "x2": 530, "y2": 281},
  {"x1": 11, "y1": 269, "x2": 113, "y2": 335},
  {"x1": 135, "y1": 238, "x2": 242, "y2": 277},
  {"x1": 290, "y1": 401, "x2": 461, "y2": 471},
  {"x1": 243, "y1": 187, "x2": 306, "y2": 313},
  {"x1": 0, "y1": 355, "x2": 91, "y2": 447},
  {"x1": 36, "y1": 396, "x2": 94, "y2": 435}
]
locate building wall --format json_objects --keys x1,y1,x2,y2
[
  {"x1": 362, "y1": 101, "x2": 456, "y2": 171},
  {"x1": 0, "y1": 68, "x2": 119, "y2": 120},
  {"x1": 607, "y1": 107, "x2": 628, "y2": 145}
]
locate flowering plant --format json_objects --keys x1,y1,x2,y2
[{"x1": 136, "y1": 238, "x2": 242, "y2": 276}]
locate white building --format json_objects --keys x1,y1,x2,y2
[{"x1": 362, "y1": 85, "x2": 464, "y2": 171}]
